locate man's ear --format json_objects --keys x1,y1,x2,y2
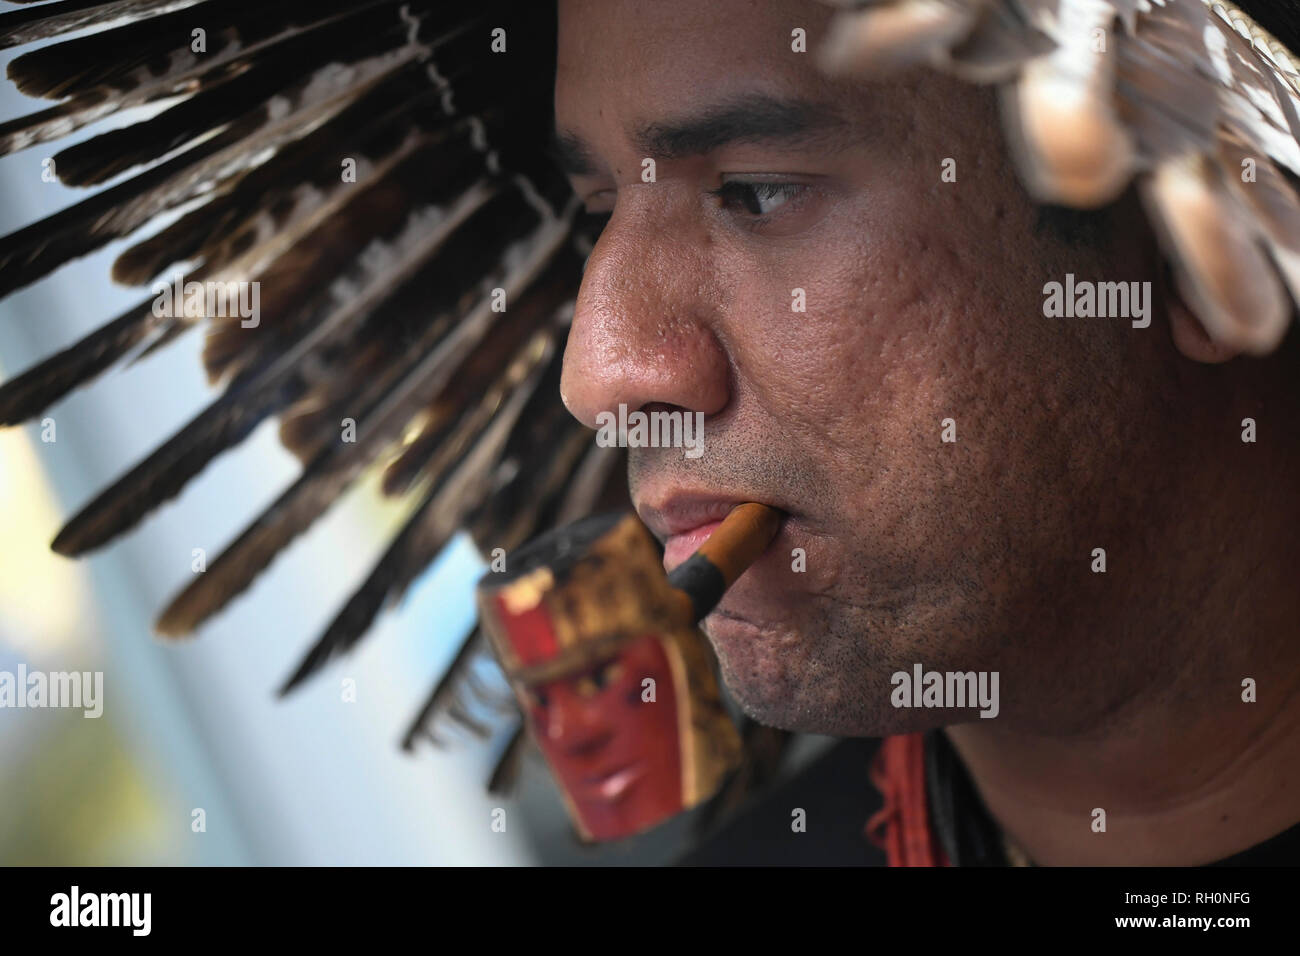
[{"x1": 1167, "y1": 293, "x2": 1241, "y2": 364}]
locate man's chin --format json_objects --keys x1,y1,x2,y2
[
  {"x1": 702, "y1": 611, "x2": 859, "y2": 735},
  {"x1": 700, "y1": 611, "x2": 802, "y2": 725},
  {"x1": 701, "y1": 608, "x2": 791, "y2": 681},
  {"x1": 702, "y1": 611, "x2": 958, "y2": 738}
]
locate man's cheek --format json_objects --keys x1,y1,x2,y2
[
  {"x1": 735, "y1": 297, "x2": 889, "y2": 432},
  {"x1": 786, "y1": 536, "x2": 844, "y2": 598}
]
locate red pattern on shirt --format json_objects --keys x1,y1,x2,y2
[{"x1": 865, "y1": 733, "x2": 951, "y2": 867}]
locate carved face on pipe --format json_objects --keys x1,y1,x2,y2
[{"x1": 516, "y1": 633, "x2": 684, "y2": 841}]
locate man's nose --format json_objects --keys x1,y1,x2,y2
[{"x1": 559, "y1": 196, "x2": 731, "y2": 428}]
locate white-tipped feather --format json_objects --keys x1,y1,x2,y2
[
  {"x1": 1216, "y1": 127, "x2": 1300, "y2": 332},
  {"x1": 1006, "y1": 4, "x2": 1134, "y2": 206},
  {"x1": 1142, "y1": 155, "x2": 1289, "y2": 353},
  {"x1": 819, "y1": 0, "x2": 984, "y2": 74}
]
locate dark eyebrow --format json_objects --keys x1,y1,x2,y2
[
  {"x1": 634, "y1": 94, "x2": 847, "y2": 159},
  {"x1": 552, "y1": 93, "x2": 849, "y2": 176}
]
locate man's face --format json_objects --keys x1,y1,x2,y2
[{"x1": 555, "y1": 0, "x2": 1175, "y2": 736}]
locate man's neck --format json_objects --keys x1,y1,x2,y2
[
  {"x1": 944, "y1": 420, "x2": 1300, "y2": 866},
  {"x1": 944, "y1": 656, "x2": 1300, "y2": 866}
]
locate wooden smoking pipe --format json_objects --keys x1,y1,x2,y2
[
  {"x1": 476, "y1": 502, "x2": 782, "y2": 841},
  {"x1": 663, "y1": 502, "x2": 785, "y2": 623}
]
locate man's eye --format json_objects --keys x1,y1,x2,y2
[{"x1": 711, "y1": 180, "x2": 807, "y2": 217}]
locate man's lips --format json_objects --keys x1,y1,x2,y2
[
  {"x1": 638, "y1": 493, "x2": 786, "y2": 573},
  {"x1": 639, "y1": 495, "x2": 745, "y2": 538},
  {"x1": 663, "y1": 519, "x2": 724, "y2": 571}
]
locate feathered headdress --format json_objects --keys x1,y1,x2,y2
[{"x1": 0, "y1": 0, "x2": 611, "y2": 758}]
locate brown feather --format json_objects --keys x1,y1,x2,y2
[
  {"x1": 0, "y1": 1, "x2": 206, "y2": 53},
  {"x1": 152, "y1": 204, "x2": 570, "y2": 634},
  {"x1": 268, "y1": 328, "x2": 562, "y2": 690},
  {"x1": 485, "y1": 726, "x2": 527, "y2": 795},
  {"x1": 397, "y1": 628, "x2": 492, "y2": 747},
  {"x1": 0, "y1": 293, "x2": 162, "y2": 426}
]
